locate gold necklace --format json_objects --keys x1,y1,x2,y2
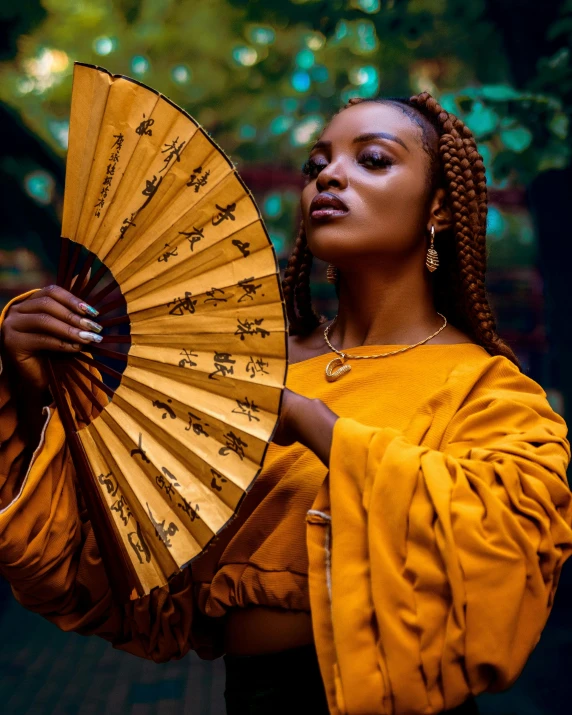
[{"x1": 323, "y1": 312, "x2": 448, "y2": 381}]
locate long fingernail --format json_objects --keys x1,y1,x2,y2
[
  {"x1": 78, "y1": 331, "x2": 103, "y2": 343},
  {"x1": 79, "y1": 302, "x2": 99, "y2": 317},
  {"x1": 80, "y1": 318, "x2": 103, "y2": 333}
]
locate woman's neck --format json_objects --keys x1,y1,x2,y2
[{"x1": 331, "y1": 265, "x2": 442, "y2": 350}]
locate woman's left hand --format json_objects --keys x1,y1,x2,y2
[{"x1": 272, "y1": 388, "x2": 339, "y2": 467}]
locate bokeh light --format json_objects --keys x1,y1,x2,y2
[
  {"x1": 249, "y1": 26, "x2": 275, "y2": 45},
  {"x1": 305, "y1": 32, "x2": 325, "y2": 50},
  {"x1": 232, "y1": 46, "x2": 258, "y2": 66},
  {"x1": 239, "y1": 124, "x2": 257, "y2": 140},
  {"x1": 311, "y1": 65, "x2": 329, "y2": 83},
  {"x1": 356, "y1": 21, "x2": 378, "y2": 53},
  {"x1": 486, "y1": 205, "x2": 507, "y2": 241},
  {"x1": 48, "y1": 120, "x2": 69, "y2": 150},
  {"x1": 269, "y1": 230, "x2": 286, "y2": 255},
  {"x1": 263, "y1": 192, "x2": 283, "y2": 218},
  {"x1": 24, "y1": 170, "x2": 55, "y2": 205},
  {"x1": 291, "y1": 71, "x2": 311, "y2": 93},
  {"x1": 270, "y1": 116, "x2": 294, "y2": 135},
  {"x1": 355, "y1": 0, "x2": 380, "y2": 12},
  {"x1": 295, "y1": 49, "x2": 315, "y2": 69},
  {"x1": 171, "y1": 64, "x2": 192, "y2": 84},
  {"x1": 291, "y1": 114, "x2": 324, "y2": 146},
  {"x1": 93, "y1": 36, "x2": 115, "y2": 56},
  {"x1": 22, "y1": 48, "x2": 69, "y2": 93},
  {"x1": 130, "y1": 55, "x2": 150, "y2": 76}
]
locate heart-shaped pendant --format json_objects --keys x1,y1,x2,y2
[{"x1": 325, "y1": 356, "x2": 351, "y2": 381}]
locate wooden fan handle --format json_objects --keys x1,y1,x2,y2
[{"x1": 46, "y1": 357, "x2": 143, "y2": 603}]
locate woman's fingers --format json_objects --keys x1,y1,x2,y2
[
  {"x1": 15, "y1": 312, "x2": 103, "y2": 347},
  {"x1": 23, "y1": 333, "x2": 83, "y2": 353},
  {"x1": 16, "y1": 294, "x2": 103, "y2": 335},
  {"x1": 19, "y1": 284, "x2": 99, "y2": 319}
]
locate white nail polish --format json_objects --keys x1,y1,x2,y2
[{"x1": 79, "y1": 331, "x2": 103, "y2": 343}]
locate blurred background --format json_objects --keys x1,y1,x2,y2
[{"x1": 0, "y1": 0, "x2": 571, "y2": 713}]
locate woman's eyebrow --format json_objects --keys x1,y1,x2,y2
[
  {"x1": 353, "y1": 132, "x2": 409, "y2": 151},
  {"x1": 310, "y1": 132, "x2": 409, "y2": 153}
]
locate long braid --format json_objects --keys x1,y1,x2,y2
[
  {"x1": 282, "y1": 221, "x2": 323, "y2": 335},
  {"x1": 408, "y1": 92, "x2": 520, "y2": 367},
  {"x1": 281, "y1": 91, "x2": 521, "y2": 369}
]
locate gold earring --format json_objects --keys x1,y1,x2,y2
[
  {"x1": 326, "y1": 263, "x2": 338, "y2": 283},
  {"x1": 426, "y1": 225, "x2": 439, "y2": 272}
]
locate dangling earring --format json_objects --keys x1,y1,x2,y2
[
  {"x1": 426, "y1": 225, "x2": 439, "y2": 272},
  {"x1": 326, "y1": 263, "x2": 338, "y2": 284}
]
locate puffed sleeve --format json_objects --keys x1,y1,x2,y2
[
  {"x1": 307, "y1": 355, "x2": 572, "y2": 715},
  {"x1": 0, "y1": 294, "x2": 220, "y2": 663}
]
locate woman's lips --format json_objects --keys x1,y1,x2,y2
[
  {"x1": 310, "y1": 208, "x2": 349, "y2": 220},
  {"x1": 309, "y1": 191, "x2": 349, "y2": 220}
]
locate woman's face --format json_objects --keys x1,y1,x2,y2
[{"x1": 301, "y1": 101, "x2": 437, "y2": 269}]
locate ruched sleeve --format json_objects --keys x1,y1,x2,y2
[
  {"x1": 307, "y1": 355, "x2": 572, "y2": 715},
  {"x1": 0, "y1": 294, "x2": 220, "y2": 663}
]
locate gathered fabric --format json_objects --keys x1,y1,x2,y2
[{"x1": 1, "y1": 292, "x2": 571, "y2": 713}]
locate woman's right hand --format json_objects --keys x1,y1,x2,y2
[{"x1": 0, "y1": 285, "x2": 103, "y2": 393}]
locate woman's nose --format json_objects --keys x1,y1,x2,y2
[{"x1": 316, "y1": 158, "x2": 348, "y2": 191}]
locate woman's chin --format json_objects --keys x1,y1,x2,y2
[{"x1": 306, "y1": 225, "x2": 357, "y2": 258}]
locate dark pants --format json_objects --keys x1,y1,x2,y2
[{"x1": 223, "y1": 644, "x2": 480, "y2": 714}]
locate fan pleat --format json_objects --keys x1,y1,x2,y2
[
  {"x1": 127, "y1": 347, "x2": 285, "y2": 390},
  {"x1": 79, "y1": 425, "x2": 170, "y2": 592},
  {"x1": 126, "y1": 278, "x2": 282, "y2": 331},
  {"x1": 111, "y1": 176, "x2": 265, "y2": 290},
  {"x1": 88, "y1": 404, "x2": 225, "y2": 556},
  {"x1": 121, "y1": 237, "x2": 276, "y2": 309},
  {"x1": 62, "y1": 66, "x2": 113, "y2": 244},
  {"x1": 103, "y1": 134, "x2": 236, "y2": 278},
  {"x1": 110, "y1": 382, "x2": 257, "y2": 512},
  {"x1": 120, "y1": 364, "x2": 277, "y2": 440}
]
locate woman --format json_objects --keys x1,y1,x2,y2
[{"x1": 1, "y1": 92, "x2": 571, "y2": 715}]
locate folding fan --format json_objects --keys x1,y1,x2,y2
[{"x1": 47, "y1": 62, "x2": 288, "y2": 603}]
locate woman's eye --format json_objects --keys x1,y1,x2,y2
[
  {"x1": 360, "y1": 153, "x2": 394, "y2": 169},
  {"x1": 302, "y1": 158, "x2": 326, "y2": 178}
]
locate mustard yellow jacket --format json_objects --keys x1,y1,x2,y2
[{"x1": 1, "y1": 293, "x2": 571, "y2": 714}]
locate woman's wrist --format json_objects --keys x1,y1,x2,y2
[{"x1": 291, "y1": 395, "x2": 339, "y2": 468}]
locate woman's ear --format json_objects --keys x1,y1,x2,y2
[{"x1": 427, "y1": 187, "x2": 452, "y2": 233}]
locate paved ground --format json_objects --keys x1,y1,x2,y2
[{"x1": 1, "y1": 571, "x2": 570, "y2": 715}]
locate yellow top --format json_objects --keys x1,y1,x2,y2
[{"x1": 1, "y1": 292, "x2": 572, "y2": 714}]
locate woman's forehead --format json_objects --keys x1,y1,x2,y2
[{"x1": 320, "y1": 101, "x2": 424, "y2": 148}]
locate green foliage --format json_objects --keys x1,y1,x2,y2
[{"x1": 443, "y1": 85, "x2": 569, "y2": 186}]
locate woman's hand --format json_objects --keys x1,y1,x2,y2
[
  {"x1": 272, "y1": 387, "x2": 339, "y2": 467},
  {"x1": 0, "y1": 285, "x2": 102, "y2": 393}
]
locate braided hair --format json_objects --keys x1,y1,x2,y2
[{"x1": 281, "y1": 92, "x2": 521, "y2": 369}]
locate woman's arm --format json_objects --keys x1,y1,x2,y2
[{"x1": 272, "y1": 388, "x2": 339, "y2": 466}]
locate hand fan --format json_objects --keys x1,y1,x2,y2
[{"x1": 47, "y1": 62, "x2": 288, "y2": 603}]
